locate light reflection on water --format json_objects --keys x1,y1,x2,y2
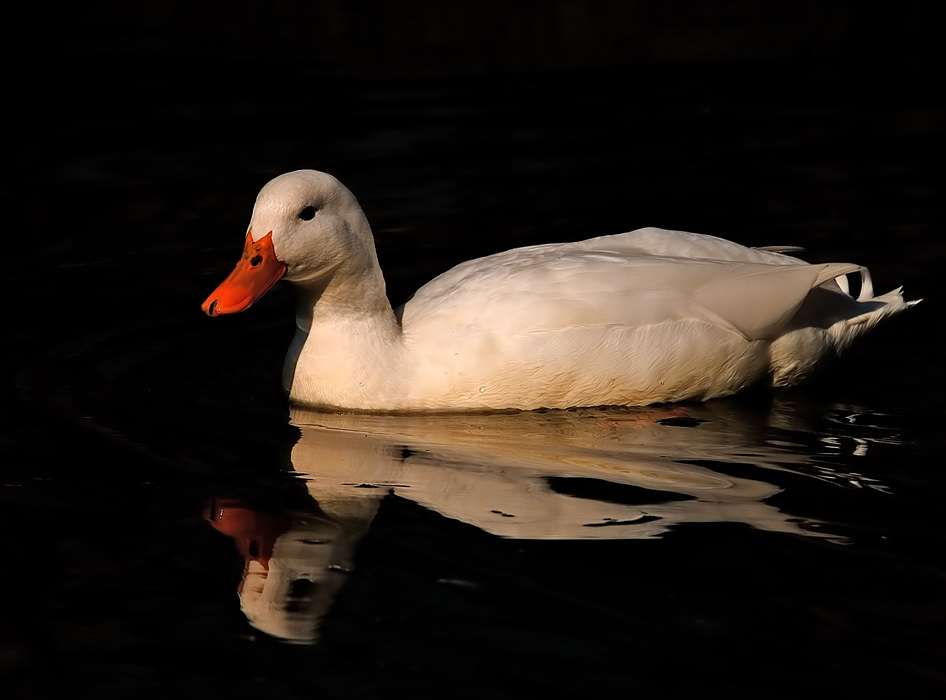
[{"x1": 207, "y1": 398, "x2": 899, "y2": 643}]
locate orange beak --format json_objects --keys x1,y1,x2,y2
[
  {"x1": 204, "y1": 497, "x2": 289, "y2": 569},
  {"x1": 202, "y1": 230, "x2": 287, "y2": 317}
]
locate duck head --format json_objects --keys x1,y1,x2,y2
[{"x1": 202, "y1": 170, "x2": 378, "y2": 317}]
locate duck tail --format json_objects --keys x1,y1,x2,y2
[{"x1": 828, "y1": 266, "x2": 920, "y2": 350}]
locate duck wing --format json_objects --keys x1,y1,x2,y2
[{"x1": 402, "y1": 231, "x2": 858, "y2": 343}]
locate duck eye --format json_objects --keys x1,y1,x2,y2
[{"x1": 299, "y1": 205, "x2": 317, "y2": 220}]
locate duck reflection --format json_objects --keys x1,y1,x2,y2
[
  {"x1": 207, "y1": 399, "x2": 891, "y2": 643},
  {"x1": 205, "y1": 496, "x2": 376, "y2": 644}
]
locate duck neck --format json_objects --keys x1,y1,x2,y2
[
  {"x1": 300, "y1": 261, "x2": 397, "y2": 326},
  {"x1": 282, "y1": 263, "x2": 405, "y2": 405}
]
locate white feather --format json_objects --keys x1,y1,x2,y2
[{"x1": 237, "y1": 170, "x2": 917, "y2": 411}]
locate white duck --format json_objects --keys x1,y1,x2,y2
[{"x1": 202, "y1": 170, "x2": 916, "y2": 411}]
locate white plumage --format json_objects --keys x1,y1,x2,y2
[{"x1": 203, "y1": 170, "x2": 917, "y2": 411}]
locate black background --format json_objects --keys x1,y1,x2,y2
[{"x1": 5, "y1": 3, "x2": 945, "y2": 698}]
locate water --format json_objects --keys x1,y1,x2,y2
[{"x1": 6, "y1": 57, "x2": 945, "y2": 698}]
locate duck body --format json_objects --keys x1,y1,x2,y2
[{"x1": 203, "y1": 170, "x2": 916, "y2": 411}]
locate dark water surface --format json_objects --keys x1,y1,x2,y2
[{"x1": 6, "y1": 56, "x2": 946, "y2": 698}]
